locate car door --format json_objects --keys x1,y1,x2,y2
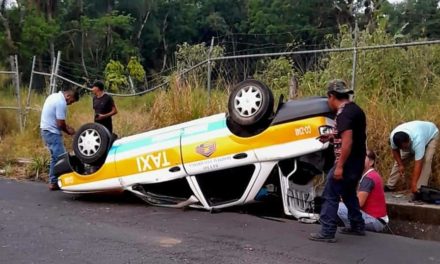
[
  {"x1": 113, "y1": 128, "x2": 187, "y2": 187},
  {"x1": 180, "y1": 114, "x2": 261, "y2": 208}
]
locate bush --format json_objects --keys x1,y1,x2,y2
[{"x1": 296, "y1": 25, "x2": 440, "y2": 189}]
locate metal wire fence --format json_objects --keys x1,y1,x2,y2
[{"x1": 3, "y1": 39, "x2": 440, "y2": 132}]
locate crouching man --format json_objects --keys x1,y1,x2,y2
[
  {"x1": 385, "y1": 121, "x2": 439, "y2": 196},
  {"x1": 337, "y1": 150, "x2": 389, "y2": 232}
]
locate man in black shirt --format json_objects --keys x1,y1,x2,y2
[
  {"x1": 92, "y1": 81, "x2": 118, "y2": 133},
  {"x1": 310, "y1": 79, "x2": 366, "y2": 243}
]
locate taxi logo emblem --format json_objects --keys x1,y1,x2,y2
[{"x1": 196, "y1": 142, "x2": 216, "y2": 157}]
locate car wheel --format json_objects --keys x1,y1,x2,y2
[
  {"x1": 73, "y1": 123, "x2": 110, "y2": 164},
  {"x1": 228, "y1": 79, "x2": 274, "y2": 126}
]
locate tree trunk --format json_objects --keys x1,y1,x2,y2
[
  {"x1": 0, "y1": 6, "x2": 16, "y2": 54},
  {"x1": 289, "y1": 75, "x2": 299, "y2": 99},
  {"x1": 136, "y1": 10, "x2": 151, "y2": 46},
  {"x1": 78, "y1": 0, "x2": 88, "y2": 78},
  {"x1": 100, "y1": 0, "x2": 114, "y2": 70},
  {"x1": 46, "y1": 1, "x2": 56, "y2": 64},
  {"x1": 81, "y1": 31, "x2": 89, "y2": 78},
  {"x1": 106, "y1": 0, "x2": 114, "y2": 49},
  {"x1": 161, "y1": 13, "x2": 169, "y2": 72}
]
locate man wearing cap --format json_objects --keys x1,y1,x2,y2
[
  {"x1": 310, "y1": 79, "x2": 367, "y2": 242},
  {"x1": 385, "y1": 121, "x2": 439, "y2": 196}
]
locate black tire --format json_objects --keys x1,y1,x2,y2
[
  {"x1": 73, "y1": 123, "x2": 110, "y2": 164},
  {"x1": 228, "y1": 79, "x2": 274, "y2": 126}
]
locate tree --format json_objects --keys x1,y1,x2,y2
[
  {"x1": 382, "y1": 0, "x2": 440, "y2": 40},
  {"x1": 20, "y1": 8, "x2": 59, "y2": 59}
]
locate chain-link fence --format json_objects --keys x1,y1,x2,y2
[
  {"x1": 3, "y1": 38, "x2": 440, "y2": 187},
  {"x1": 0, "y1": 55, "x2": 23, "y2": 132},
  {"x1": 4, "y1": 39, "x2": 440, "y2": 127}
]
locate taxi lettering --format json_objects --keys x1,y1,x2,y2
[{"x1": 136, "y1": 151, "x2": 170, "y2": 172}]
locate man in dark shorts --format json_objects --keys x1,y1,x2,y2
[
  {"x1": 309, "y1": 79, "x2": 367, "y2": 242},
  {"x1": 91, "y1": 81, "x2": 117, "y2": 133}
]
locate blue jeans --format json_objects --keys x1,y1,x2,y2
[
  {"x1": 319, "y1": 166, "x2": 365, "y2": 237},
  {"x1": 41, "y1": 130, "x2": 66, "y2": 184},
  {"x1": 338, "y1": 203, "x2": 385, "y2": 232}
]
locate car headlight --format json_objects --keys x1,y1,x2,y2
[{"x1": 319, "y1": 125, "x2": 333, "y2": 135}]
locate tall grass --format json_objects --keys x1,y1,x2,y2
[
  {"x1": 297, "y1": 26, "x2": 440, "y2": 189},
  {"x1": 0, "y1": 76, "x2": 228, "y2": 181},
  {"x1": 2, "y1": 27, "x2": 440, "y2": 189}
]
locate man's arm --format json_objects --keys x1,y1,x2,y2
[
  {"x1": 96, "y1": 106, "x2": 118, "y2": 120},
  {"x1": 334, "y1": 130, "x2": 353, "y2": 180},
  {"x1": 391, "y1": 148, "x2": 405, "y2": 175},
  {"x1": 107, "y1": 105, "x2": 118, "y2": 117},
  {"x1": 410, "y1": 141, "x2": 427, "y2": 193},
  {"x1": 357, "y1": 191, "x2": 369, "y2": 207},
  {"x1": 411, "y1": 159, "x2": 423, "y2": 193},
  {"x1": 357, "y1": 176, "x2": 375, "y2": 207},
  {"x1": 56, "y1": 119, "x2": 75, "y2": 135}
]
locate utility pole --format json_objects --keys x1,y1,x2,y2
[{"x1": 351, "y1": 19, "x2": 359, "y2": 94}]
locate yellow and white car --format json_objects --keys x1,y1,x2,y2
[{"x1": 55, "y1": 80, "x2": 335, "y2": 222}]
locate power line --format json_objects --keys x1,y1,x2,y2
[{"x1": 214, "y1": 26, "x2": 338, "y2": 40}]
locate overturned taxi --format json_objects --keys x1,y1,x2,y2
[{"x1": 55, "y1": 79, "x2": 335, "y2": 222}]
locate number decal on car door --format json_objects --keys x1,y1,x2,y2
[{"x1": 294, "y1": 125, "x2": 312, "y2": 136}]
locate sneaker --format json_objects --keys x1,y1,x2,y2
[
  {"x1": 339, "y1": 227, "x2": 366, "y2": 236},
  {"x1": 408, "y1": 192, "x2": 423, "y2": 204},
  {"x1": 48, "y1": 183, "x2": 60, "y2": 191},
  {"x1": 384, "y1": 186, "x2": 394, "y2": 192},
  {"x1": 309, "y1": 233, "x2": 337, "y2": 243}
]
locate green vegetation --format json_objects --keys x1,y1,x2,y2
[
  {"x1": 0, "y1": 75, "x2": 227, "y2": 182},
  {"x1": 297, "y1": 26, "x2": 440, "y2": 189},
  {"x1": 2, "y1": 0, "x2": 440, "y2": 88},
  {"x1": 1, "y1": 1, "x2": 440, "y2": 190},
  {"x1": 6, "y1": 26, "x2": 439, "y2": 189}
]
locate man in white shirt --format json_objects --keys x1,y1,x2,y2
[{"x1": 40, "y1": 89, "x2": 79, "y2": 190}]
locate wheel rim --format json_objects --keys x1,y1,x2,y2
[
  {"x1": 78, "y1": 128, "x2": 102, "y2": 157},
  {"x1": 234, "y1": 85, "x2": 262, "y2": 117}
]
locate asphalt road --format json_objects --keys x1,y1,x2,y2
[{"x1": 1, "y1": 178, "x2": 440, "y2": 264}]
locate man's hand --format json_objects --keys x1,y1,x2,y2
[
  {"x1": 95, "y1": 114, "x2": 106, "y2": 121},
  {"x1": 66, "y1": 126, "x2": 75, "y2": 136},
  {"x1": 333, "y1": 165, "x2": 343, "y2": 180},
  {"x1": 398, "y1": 164, "x2": 405, "y2": 176},
  {"x1": 392, "y1": 149, "x2": 405, "y2": 176},
  {"x1": 317, "y1": 133, "x2": 333, "y2": 143},
  {"x1": 411, "y1": 159, "x2": 423, "y2": 194}
]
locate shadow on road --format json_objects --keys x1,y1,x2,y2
[{"x1": 64, "y1": 191, "x2": 144, "y2": 205}]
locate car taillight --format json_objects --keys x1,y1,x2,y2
[{"x1": 319, "y1": 125, "x2": 333, "y2": 135}]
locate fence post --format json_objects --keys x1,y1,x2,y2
[
  {"x1": 51, "y1": 51, "x2": 61, "y2": 93},
  {"x1": 23, "y1": 55, "x2": 36, "y2": 128},
  {"x1": 207, "y1": 37, "x2": 214, "y2": 102},
  {"x1": 48, "y1": 57, "x2": 56, "y2": 95},
  {"x1": 13, "y1": 55, "x2": 23, "y2": 133},
  {"x1": 351, "y1": 20, "x2": 359, "y2": 93},
  {"x1": 128, "y1": 76, "x2": 136, "y2": 94}
]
